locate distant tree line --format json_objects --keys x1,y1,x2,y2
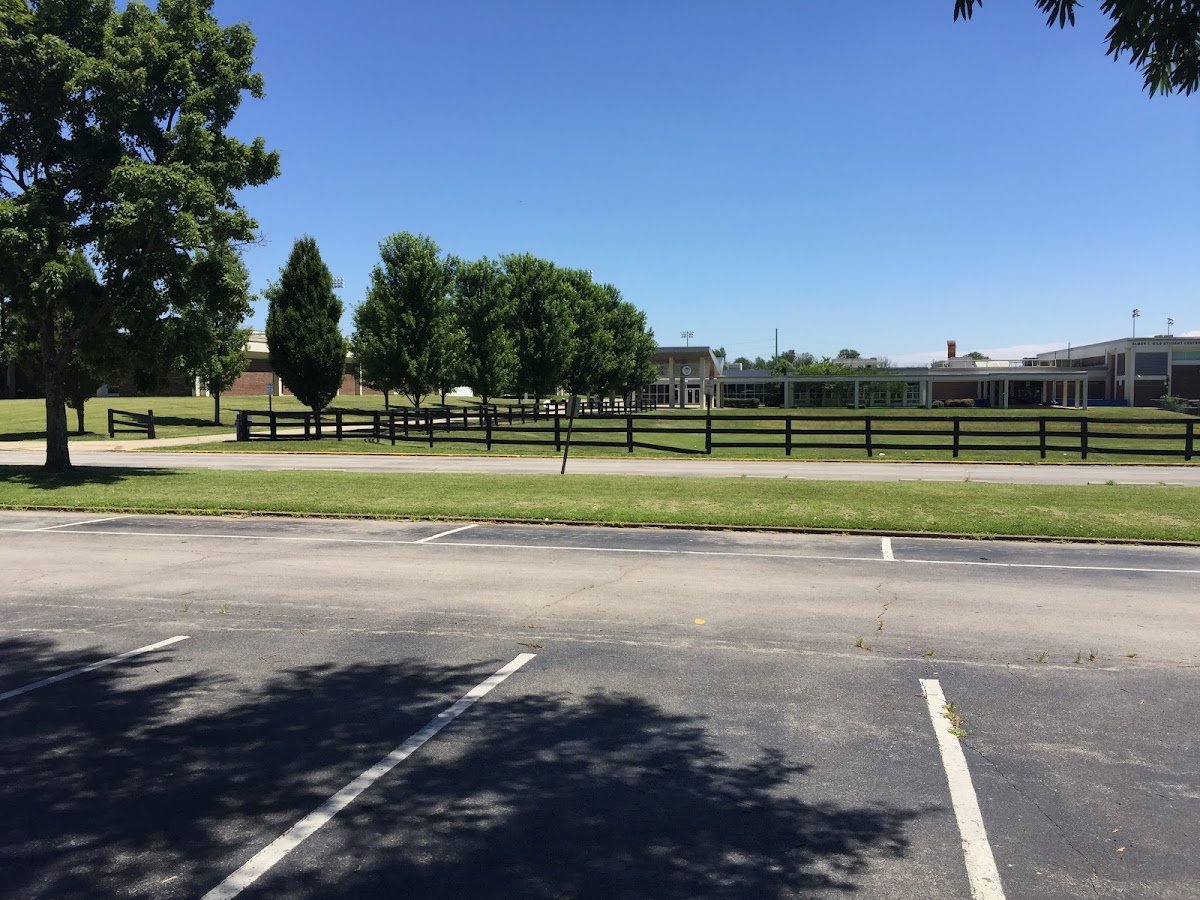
[
  {"x1": 264, "y1": 233, "x2": 659, "y2": 422},
  {"x1": 728, "y1": 348, "x2": 897, "y2": 376}
]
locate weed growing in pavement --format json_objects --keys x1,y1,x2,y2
[
  {"x1": 942, "y1": 702, "x2": 967, "y2": 738},
  {"x1": 1088, "y1": 650, "x2": 1098, "y2": 662},
  {"x1": 854, "y1": 636, "x2": 872, "y2": 651},
  {"x1": 922, "y1": 648, "x2": 935, "y2": 658},
  {"x1": 178, "y1": 602, "x2": 189, "y2": 613},
  {"x1": 218, "y1": 602, "x2": 229, "y2": 614},
  {"x1": 1033, "y1": 652, "x2": 1049, "y2": 664},
  {"x1": 1126, "y1": 652, "x2": 1138, "y2": 659}
]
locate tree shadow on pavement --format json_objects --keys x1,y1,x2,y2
[
  {"x1": 0, "y1": 637, "x2": 929, "y2": 899},
  {"x1": 0, "y1": 465, "x2": 174, "y2": 488}
]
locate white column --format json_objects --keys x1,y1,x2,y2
[{"x1": 853, "y1": 380, "x2": 860, "y2": 409}]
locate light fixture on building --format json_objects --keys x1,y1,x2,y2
[
  {"x1": 332, "y1": 276, "x2": 344, "y2": 290},
  {"x1": 1131, "y1": 308, "x2": 1141, "y2": 338},
  {"x1": 1167, "y1": 317, "x2": 1174, "y2": 336},
  {"x1": 680, "y1": 330, "x2": 694, "y2": 347}
]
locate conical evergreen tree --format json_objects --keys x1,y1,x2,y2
[{"x1": 265, "y1": 237, "x2": 346, "y2": 437}]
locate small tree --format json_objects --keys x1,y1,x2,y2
[
  {"x1": 352, "y1": 232, "x2": 459, "y2": 410},
  {"x1": 179, "y1": 246, "x2": 253, "y2": 424},
  {"x1": 560, "y1": 269, "x2": 616, "y2": 399},
  {"x1": 266, "y1": 237, "x2": 346, "y2": 436},
  {"x1": 504, "y1": 254, "x2": 575, "y2": 408},
  {"x1": 452, "y1": 257, "x2": 516, "y2": 404},
  {"x1": 607, "y1": 295, "x2": 658, "y2": 403},
  {"x1": 837, "y1": 348, "x2": 861, "y2": 359}
]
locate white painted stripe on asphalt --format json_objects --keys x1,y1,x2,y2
[
  {"x1": 920, "y1": 678, "x2": 1006, "y2": 900},
  {"x1": 881, "y1": 537, "x2": 895, "y2": 561},
  {"x1": 0, "y1": 635, "x2": 189, "y2": 702},
  {"x1": 2, "y1": 525, "x2": 1200, "y2": 575},
  {"x1": 34, "y1": 514, "x2": 131, "y2": 531},
  {"x1": 202, "y1": 652, "x2": 537, "y2": 900},
  {"x1": 412, "y1": 522, "x2": 478, "y2": 544}
]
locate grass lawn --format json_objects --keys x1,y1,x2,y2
[
  {"x1": 0, "y1": 465, "x2": 1197, "y2": 542},
  {"x1": 185, "y1": 405, "x2": 1198, "y2": 465},
  {"x1": 4, "y1": 396, "x2": 1195, "y2": 464}
]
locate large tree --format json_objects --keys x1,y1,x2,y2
[
  {"x1": 352, "y1": 232, "x2": 459, "y2": 410},
  {"x1": 0, "y1": 0, "x2": 279, "y2": 470},
  {"x1": 451, "y1": 256, "x2": 515, "y2": 404},
  {"x1": 265, "y1": 236, "x2": 346, "y2": 435},
  {"x1": 954, "y1": 1, "x2": 1200, "y2": 96},
  {"x1": 503, "y1": 253, "x2": 575, "y2": 407}
]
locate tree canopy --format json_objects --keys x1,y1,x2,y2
[
  {"x1": 954, "y1": 0, "x2": 1200, "y2": 96},
  {"x1": 265, "y1": 237, "x2": 346, "y2": 430},
  {"x1": 352, "y1": 232, "x2": 460, "y2": 409},
  {"x1": 452, "y1": 256, "x2": 516, "y2": 404},
  {"x1": 0, "y1": 0, "x2": 278, "y2": 469}
]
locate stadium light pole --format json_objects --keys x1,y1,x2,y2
[
  {"x1": 1167, "y1": 317, "x2": 1174, "y2": 336},
  {"x1": 1131, "y1": 308, "x2": 1140, "y2": 338},
  {"x1": 680, "y1": 330, "x2": 693, "y2": 347}
]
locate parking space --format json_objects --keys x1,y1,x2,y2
[{"x1": 1, "y1": 511, "x2": 1197, "y2": 897}]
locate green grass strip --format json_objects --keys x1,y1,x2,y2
[{"x1": 2, "y1": 465, "x2": 1197, "y2": 542}]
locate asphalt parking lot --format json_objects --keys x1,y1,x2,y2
[{"x1": 1, "y1": 511, "x2": 1197, "y2": 898}]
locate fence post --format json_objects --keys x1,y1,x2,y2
[
  {"x1": 389, "y1": 413, "x2": 396, "y2": 446},
  {"x1": 1039, "y1": 417, "x2": 1046, "y2": 459},
  {"x1": 403, "y1": 409, "x2": 409, "y2": 439},
  {"x1": 270, "y1": 412, "x2": 278, "y2": 442},
  {"x1": 1186, "y1": 420, "x2": 1194, "y2": 462},
  {"x1": 706, "y1": 411, "x2": 713, "y2": 455},
  {"x1": 146, "y1": 410, "x2": 155, "y2": 439},
  {"x1": 1080, "y1": 418, "x2": 1089, "y2": 460},
  {"x1": 336, "y1": 412, "x2": 343, "y2": 441},
  {"x1": 554, "y1": 411, "x2": 561, "y2": 451},
  {"x1": 785, "y1": 417, "x2": 792, "y2": 457},
  {"x1": 108, "y1": 408, "x2": 115, "y2": 438},
  {"x1": 952, "y1": 416, "x2": 960, "y2": 459},
  {"x1": 372, "y1": 412, "x2": 379, "y2": 442},
  {"x1": 236, "y1": 411, "x2": 248, "y2": 442},
  {"x1": 486, "y1": 411, "x2": 493, "y2": 451},
  {"x1": 427, "y1": 409, "x2": 434, "y2": 448},
  {"x1": 304, "y1": 413, "x2": 311, "y2": 441},
  {"x1": 626, "y1": 414, "x2": 634, "y2": 453},
  {"x1": 865, "y1": 415, "x2": 873, "y2": 457}
]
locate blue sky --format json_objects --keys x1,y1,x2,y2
[{"x1": 216, "y1": 1, "x2": 1199, "y2": 365}]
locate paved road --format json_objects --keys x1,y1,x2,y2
[
  {"x1": 2, "y1": 446, "x2": 1198, "y2": 485},
  {"x1": 1, "y1": 511, "x2": 1197, "y2": 898}
]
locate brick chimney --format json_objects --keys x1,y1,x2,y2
[{"x1": 947, "y1": 339, "x2": 957, "y2": 359}]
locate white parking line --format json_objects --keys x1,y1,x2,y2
[
  {"x1": 34, "y1": 514, "x2": 131, "y2": 531},
  {"x1": 412, "y1": 522, "x2": 478, "y2": 544},
  {"x1": 202, "y1": 652, "x2": 537, "y2": 900},
  {"x1": 881, "y1": 537, "x2": 895, "y2": 561},
  {"x1": 2, "y1": 524, "x2": 1199, "y2": 575},
  {"x1": 0, "y1": 635, "x2": 190, "y2": 702},
  {"x1": 920, "y1": 678, "x2": 1006, "y2": 900}
]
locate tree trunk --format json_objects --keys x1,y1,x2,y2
[
  {"x1": 42, "y1": 365, "x2": 72, "y2": 472},
  {"x1": 213, "y1": 392, "x2": 221, "y2": 425},
  {"x1": 440, "y1": 388, "x2": 448, "y2": 405},
  {"x1": 75, "y1": 404, "x2": 85, "y2": 435},
  {"x1": 312, "y1": 405, "x2": 322, "y2": 439},
  {"x1": 384, "y1": 390, "x2": 390, "y2": 410}
]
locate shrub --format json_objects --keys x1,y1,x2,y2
[
  {"x1": 931, "y1": 400, "x2": 944, "y2": 409},
  {"x1": 723, "y1": 397, "x2": 762, "y2": 409},
  {"x1": 946, "y1": 398, "x2": 975, "y2": 408},
  {"x1": 1158, "y1": 395, "x2": 1189, "y2": 413}
]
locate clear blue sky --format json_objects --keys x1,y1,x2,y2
[{"x1": 215, "y1": 0, "x2": 1199, "y2": 365}]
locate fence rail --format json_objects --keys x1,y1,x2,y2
[
  {"x1": 108, "y1": 408, "x2": 156, "y2": 439},
  {"x1": 232, "y1": 410, "x2": 1196, "y2": 461}
]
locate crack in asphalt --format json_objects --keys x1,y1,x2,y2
[{"x1": 965, "y1": 741, "x2": 1103, "y2": 899}]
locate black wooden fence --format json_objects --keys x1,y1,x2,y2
[
  {"x1": 108, "y1": 408, "x2": 156, "y2": 439},
  {"x1": 233, "y1": 409, "x2": 1196, "y2": 461}
]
